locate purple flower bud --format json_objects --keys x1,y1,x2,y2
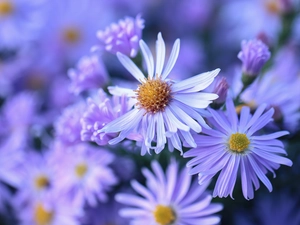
[
  {"x1": 68, "y1": 55, "x2": 108, "y2": 95},
  {"x1": 238, "y1": 39, "x2": 271, "y2": 77},
  {"x1": 213, "y1": 76, "x2": 229, "y2": 105},
  {"x1": 94, "y1": 14, "x2": 144, "y2": 57}
]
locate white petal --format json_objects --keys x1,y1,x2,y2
[
  {"x1": 117, "y1": 52, "x2": 145, "y2": 82},
  {"x1": 161, "y1": 39, "x2": 180, "y2": 80},
  {"x1": 172, "y1": 69, "x2": 220, "y2": 92},
  {"x1": 139, "y1": 40, "x2": 154, "y2": 79},
  {"x1": 173, "y1": 93, "x2": 218, "y2": 109},
  {"x1": 107, "y1": 86, "x2": 136, "y2": 97},
  {"x1": 155, "y1": 32, "x2": 166, "y2": 76}
]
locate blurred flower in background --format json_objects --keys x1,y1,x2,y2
[{"x1": 0, "y1": 0, "x2": 299, "y2": 225}]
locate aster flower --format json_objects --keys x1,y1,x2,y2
[
  {"x1": 52, "y1": 143, "x2": 118, "y2": 207},
  {"x1": 100, "y1": 33, "x2": 219, "y2": 155},
  {"x1": 17, "y1": 192, "x2": 82, "y2": 225},
  {"x1": 0, "y1": 0, "x2": 47, "y2": 48},
  {"x1": 68, "y1": 54, "x2": 108, "y2": 95},
  {"x1": 54, "y1": 102, "x2": 86, "y2": 146},
  {"x1": 184, "y1": 98, "x2": 293, "y2": 199},
  {"x1": 39, "y1": 0, "x2": 110, "y2": 64},
  {"x1": 116, "y1": 159, "x2": 223, "y2": 225},
  {"x1": 95, "y1": 14, "x2": 144, "y2": 57},
  {"x1": 81, "y1": 89, "x2": 135, "y2": 146},
  {"x1": 241, "y1": 70, "x2": 300, "y2": 133},
  {"x1": 14, "y1": 151, "x2": 54, "y2": 206},
  {"x1": 238, "y1": 39, "x2": 271, "y2": 79}
]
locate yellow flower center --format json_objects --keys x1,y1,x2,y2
[
  {"x1": 136, "y1": 77, "x2": 172, "y2": 114},
  {"x1": 153, "y1": 204, "x2": 175, "y2": 225},
  {"x1": 265, "y1": 0, "x2": 281, "y2": 14},
  {"x1": 229, "y1": 133, "x2": 250, "y2": 153},
  {"x1": 0, "y1": 1, "x2": 13, "y2": 16},
  {"x1": 75, "y1": 163, "x2": 88, "y2": 178},
  {"x1": 63, "y1": 27, "x2": 80, "y2": 43},
  {"x1": 34, "y1": 175, "x2": 50, "y2": 190},
  {"x1": 34, "y1": 203, "x2": 53, "y2": 225}
]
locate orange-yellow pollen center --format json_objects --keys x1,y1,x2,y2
[
  {"x1": 153, "y1": 205, "x2": 175, "y2": 225},
  {"x1": 266, "y1": 1, "x2": 281, "y2": 14},
  {"x1": 34, "y1": 175, "x2": 50, "y2": 190},
  {"x1": 229, "y1": 133, "x2": 250, "y2": 153},
  {"x1": 0, "y1": 1, "x2": 13, "y2": 16},
  {"x1": 63, "y1": 27, "x2": 80, "y2": 43},
  {"x1": 34, "y1": 203, "x2": 53, "y2": 225},
  {"x1": 136, "y1": 77, "x2": 172, "y2": 114},
  {"x1": 75, "y1": 163, "x2": 88, "y2": 178}
]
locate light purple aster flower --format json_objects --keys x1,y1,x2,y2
[
  {"x1": 101, "y1": 32, "x2": 220, "y2": 155},
  {"x1": 241, "y1": 71, "x2": 300, "y2": 133},
  {"x1": 95, "y1": 14, "x2": 144, "y2": 57},
  {"x1": 14, "y1": 151, "x2": 54, "y2": 207},
  {"x1": 17, "y1": 192, "x2": 82, "y2": 225},
  {"x1": 184, "y1": 98, "x2": 293, "y2": 200},
  {"x1": 0, "y1": 0, "x2": 47, "y2": 48},
  {"x1": 54, "y1": 102, "x2": 86, "y2": 146},
  {"x1": 81, "y1": 88, "x2": 136, "y2": 146},
  {"x1": 116, "y1": 159, "x2": 223, "y2": 225},
  {"x1": 238, "y1": 39, "x2": 271, "y2": 78},
  {"x1": 52, "y1": 143, "x2": 118, "y2": 207},
  {"x1": 68, "y1": 54, "x2": 109, "y2": 95}
]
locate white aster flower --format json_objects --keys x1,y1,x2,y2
[{"x1": 101, "y1": 32, "x2": 220, "y2": 155}]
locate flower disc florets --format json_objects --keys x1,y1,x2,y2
[
  {"x1": 136, "y1": 77, "x2": 172, "y2": 114},
  {"x1": 228, "y1": 133, "x2": 250, "y2": 153}
]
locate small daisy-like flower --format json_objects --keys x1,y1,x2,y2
[
  {"x1": 101, "y1": 32, "x2": 220, "y2": 155},
  {"x1": 81, "y1": 89, "x2": 135, "y2": 146},
  {"x1": 95, "y1": 14, "x2": 144, "y2": 57},
  {"x1": 116, "y1": 159, "x2": 223, "y2": 225},
  {"x1": 0, "y1": 0, "x2": 47, "y2": 48},
  {"x1": 184, "y1": 98, "x2": 293, "y2": 200},
  {"x1": 14, "y1": 151, "x2": 54, "y2": 206},
  {"x1": 68, "y1": 54, "x2": 108, "y2": 95},
  {"x1": 17, "y1": 192, "x2": 82, "y2": 225},
  {"x1": 53, "y1": 143, "x2": 118, "y2": 207}
]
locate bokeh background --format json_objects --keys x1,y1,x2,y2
[{"x1": 0, "y1": 0, "x2": 300, "y2": 224}]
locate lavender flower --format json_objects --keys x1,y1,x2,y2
[
  {"x1": 14, "y1": 151, "x2": 54, "y2": 206},
  {"x1": 81, "y1": 89, "x2": 135, "y2": 146},
  {"x1": 52, "y1": 143, "x2": 118, "y2": 207},
  {"x1": 241, "y1": 70, "x2": 300, "y2": 133},
  {"x1": 95, "y1": 14, "x2": 144, "y2": 57},
  {"x1": 68, "y1": 54, "x2": 108, "y2": 95},
  {"x1": 101, "y1": 33, "x2": 219, "y2": 155},
  {"x1": 0, "y1": 0, "x2": 47, "y2": 48},
  {"x1": 116, "y1": 159, "x2": 223, "y2": 225},
  {"x1": 184, "y1": 98, "x2": 292, "y2": 200},
  {"x1": 17, "y1": 192, "x2": 82, "y2": 225},
  {"x1": 238, "y1": 39, "x2": 271, "y2": 77}
]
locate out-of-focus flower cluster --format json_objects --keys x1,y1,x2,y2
[{"x1": 0, "y1": 0, "x2": 299, "y2": 224}]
